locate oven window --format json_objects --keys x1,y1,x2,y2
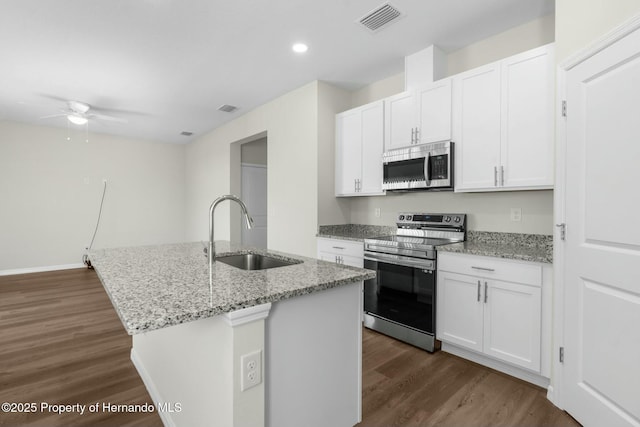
[
  {"x1": 384, "y1": 158, "x2": 425, "y2": 182},
  {"x1": 429, "y1": 154, "x2": 449, "y2": 180},
  {"x1": 364, "y1": 261, "x2": 435, "y2": 334}
]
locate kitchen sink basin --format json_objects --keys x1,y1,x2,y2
[{"x1": 216, "y1": 253, "x2": 301, "y2": 271}]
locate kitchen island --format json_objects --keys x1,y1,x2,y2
[{"x1": 89, "y1": 242, "x2": 374, "y2": 427}]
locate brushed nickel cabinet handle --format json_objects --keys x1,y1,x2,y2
[
  {"x1": 484, "y1": 282, "x2": 488, "y2": 303},
  {"x1": 472, "y1": 266, "x2": 495, "y2": 272},
  {"x1": 477, "y1": 280, "x2": 481, "y2": 302}
]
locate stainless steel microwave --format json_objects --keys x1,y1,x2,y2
[{"x1": 382, "y1": 141, "x2": 453, "y2": 191}]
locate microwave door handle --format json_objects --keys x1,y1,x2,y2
[{"x1": 424, "y1": 152, "x2": 431, "y2": 186}]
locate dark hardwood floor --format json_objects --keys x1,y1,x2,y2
[
  {"x1": 0, "y1": 268, "x2": 162, "y2": 427},
  {"x1": 1, "y1": 268, "x2": 580, "y2": 426},
  {"x1": 358, "y1": 328, "x2": 581, "y2": 427}
]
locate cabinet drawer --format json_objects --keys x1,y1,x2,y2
[
  {"x1": 438, "y1": 252, "x2": 542, "y2": 287},
  {"x1": 317, "y1": 238, "x2": 364, "y2": 258}
]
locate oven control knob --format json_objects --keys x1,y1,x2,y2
[
  {"x1": 406, "y1": 215, "x2": 412, "y2": 221},
  {"x1": 399, "y1": 215, "x2": 405, "y2": 220},
  {"x1": 454, "y1": 216, "x2": 461, "y2": 223},
  {"x1": 444, "y1": 216, "x2": 451, "y2": 222}
]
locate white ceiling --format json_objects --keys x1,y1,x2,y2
[{"x1": 0, "y1": 0, "x2": 553, "y2": 144}]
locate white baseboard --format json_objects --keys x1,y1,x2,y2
[
  {"x1": 441, "y1": 343, "x2": 550, "y2": 389},
  {"x1": 130, "y1": 348, "x2": 176, "y2": 427},
  {"x1": 546, "y1": 385, "x2": 557, "y2": 406},
  {"x1": 0, "y1": 263, "x2": 85, "y2": 277}
]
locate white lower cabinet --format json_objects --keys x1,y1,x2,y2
[
  {"x1": 437, "y1": 252, "x2": 547, "y2": 377},
  {"x1": 317, "y1": 237, "x2": 364, "y2": 268}
]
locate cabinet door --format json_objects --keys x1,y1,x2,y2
[
  {"x1": 483, "y1": 280, "x2": 541, "y2": 371},
  {"x1": 416, "y1": 79, "x2": 452, "y2": 144},
  {"x1": 437, "y1": 271, "x2": 484, "y2": 352},
  {"x1": 453, "y1": 63, "x2": 502, "y2": 191},
  {"x1": 359, "y1": 101, "x2": 384, "y2": 195},
  {"x1": 318, "y1": 251, "x2": 338, "y2": 263},
  {"x1": 384, "y1": 91, "x2": 415, "y2": 150},
  {"x1": 500, "y1": 44, "x2": 554, "y2": 189},
  {"x1": 335, "y1": 110, "x2": 362, "y2": 196},
  {"x1": 317, "y1": 252, "x2": 362, "y2": 268}
]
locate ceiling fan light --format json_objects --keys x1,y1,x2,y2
[{"x1": 67, "y1": 114, "x2": 88, "y2": 125}]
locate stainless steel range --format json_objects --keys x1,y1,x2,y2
[{"x1": 363, "y1": 213, "x2": 466, "y2": 352}]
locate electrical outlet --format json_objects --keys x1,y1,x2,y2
[
  {"x1": 374, "y1": 208, "x2": 381, "y2": 218},
  {"x1": 510, "y1": 208, "x2": 522, "y2": 222},
  {"x1": 240, "y1": 350, "x2": 262, "y2": 391}
]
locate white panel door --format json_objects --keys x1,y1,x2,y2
[
  {"x1": 241, "y1": 164, "x2": 267, "y2": 249},
  {"x1": 484, "y1": 280, "x2": 541, "y2": 372},
  {"x1": 562, "y1": 26, "x2": 640, "y2": 427},
  {"x1": 359, "y1": 101, "x2": 384, "y2": 195},
  {"x1": 501, "y1": 44, "x2": 555, "y2": 188},
  {"x1": 437, "y1": 271, "x2": 484, "y2": 352},
  {"x1": 416, "y1": 79, "x2": 452, "y2": 144},
  {"x1": 453, "y1": 63, "x2": 502, "y2": 190},
  {"x1": 384, "y1": 91, "x2": 415, "y2": 150}
]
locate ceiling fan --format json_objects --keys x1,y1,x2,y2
[{"x1": 40, "y1": 100, "x2": 127, "y2": 125}]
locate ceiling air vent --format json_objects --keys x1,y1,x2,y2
[
  {"x1": 358, "y1": 3, "x2": 402, "y2": 32},
  {"x1": 218, "y1": 104, "x2": 238, "y2": 113},
  {"x1": 180, "y1": 131, "x2": 193, "y2": 136}
]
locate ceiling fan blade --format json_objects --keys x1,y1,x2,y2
[
  {"x1": 39, "y1": 113, "x2": 67, "y2": 120},
  {"x1": 90, "y1": 113, "x2": 128, "y2": 123}
]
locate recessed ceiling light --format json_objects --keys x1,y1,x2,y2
[{"x1": 292, "y1": 43, "x2": 308, "y2": 53}]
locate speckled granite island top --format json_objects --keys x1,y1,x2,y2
[
  {"x1": 438, "y1": 231, "x2": 553, "y2": 264},
  {"x1": 88, "y1": 242, "x2": 375, "y2": 335}
]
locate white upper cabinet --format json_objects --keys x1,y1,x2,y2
[
  {"x1": 335, "y1": 100, "x2": 385, "y2": 197},
  {"x1": 385, "y1": 79, "x2": 452, "y2": 151},
  {"x1": 453, "y1": 63, "x2": 502, "y2": 189},
  {"x1": 416, "y1": 80, "x2": 453, "y2": 144},
  {"x1": 384, "y1": 91, "x2": 415, "y2": 150},
  {"x1": 500, "y1": 45, "x2": 555, "y2": 188},
  {"x1": 453, "y1": 43, "x2": 555, "y2": 192}
]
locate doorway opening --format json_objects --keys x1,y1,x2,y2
[{"x1": 230, "y1": 133, "x2": 267, "y2": 249}]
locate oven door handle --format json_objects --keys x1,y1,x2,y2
[{"x1": 364, "y1": 252, "x2": 434, "y2": 271}]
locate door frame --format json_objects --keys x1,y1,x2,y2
[{"x1": 551, "y1": 11, "x2": 640, "y2": 411}]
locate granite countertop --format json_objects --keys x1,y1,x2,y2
[
  {"x1": 438, "y1": 231, "x2": 553, "y2": 264},
  {"x1": 89, "y1": 241, "x2": 375, "y2": 335},
  {"x1": 317, "y1": 224, "x2": 395, "y2": 242}
]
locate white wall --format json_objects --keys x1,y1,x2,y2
[
  {"x1": 317, "y1": 81, "x2": 352, "y2": 226},
  {"x1": 241, "y1": 137, "x2": 267, "y2": 166},
  {"x1": 447, "y1": 14, "x2": 555, "y2": 75},
  {"x1": 0, "y1": 121, "x2": 185, "y2": 272},
  {"x1": 351, "y1": 191, "x2": 553, "y2": 235},
  {"x1": 185, "y1": 82, "x2": 320, "y2": 258},
  {"x1": 556, "y1": 0, "x2": 640, "y2": 61},
  {"x1": 350, "y1": 73, "x2": 404, "y2": 109}
]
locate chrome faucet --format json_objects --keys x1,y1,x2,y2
[{"x1": 208, "y1": 195, "x2": 254, "y2": 270}]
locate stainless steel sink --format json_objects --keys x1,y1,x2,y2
[{"x1": 216, "y1": 253, "x2": 301, "y2": 271}]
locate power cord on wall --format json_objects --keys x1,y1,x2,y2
[{"x1": 82, "y1": 179, "x2": 107, "y2": 269}]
